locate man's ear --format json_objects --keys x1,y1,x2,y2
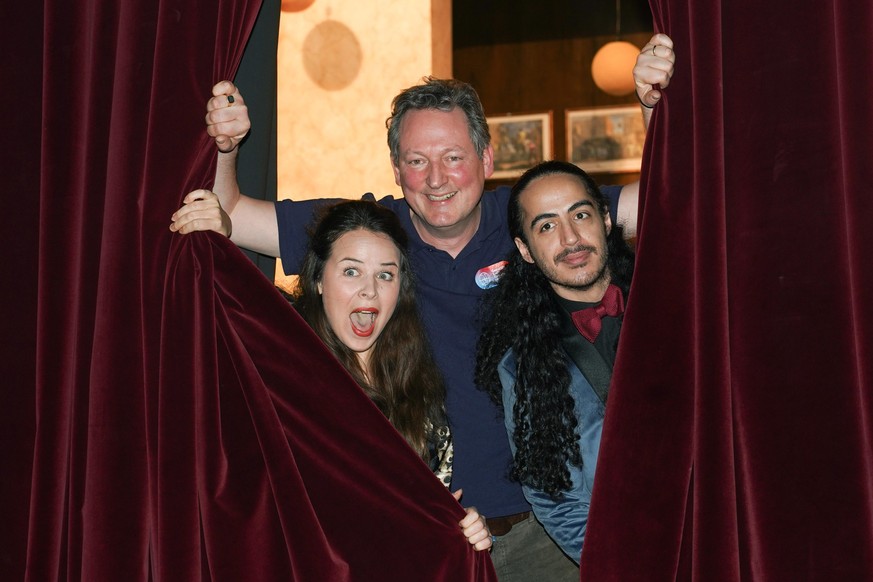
[
  {"x1": 514, "y1": 237, "x2": 535, "y2": 264},
  {"x1": 481, "y1": 145, "x2": 495, "y2": 180},
  {"x1": 604, "y1": 209, "x2": 612, "y2": 236},
  {"x1": 391, "y1": 156, "x2": 401, "y2": 187}
]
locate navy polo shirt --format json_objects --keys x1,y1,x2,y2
[{"x1": 274, "y1": 185, "x2": 621, "y2": 517}]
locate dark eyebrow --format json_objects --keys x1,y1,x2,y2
[
  {"x1": 528, "y1": 199, "x2": 594, "y2": 230},
  {"x1": 569, "y1": 200, "x2": 594, "y2": 212},
  {"x1": 529, "y1": 212, "x2": 557, "y2": 230},
  {"x1": 338, "y1": 257, "x2": 399, "y2": 268}
]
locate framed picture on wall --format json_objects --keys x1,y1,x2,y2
[
  {"x1": 487, "y1": 111, "x2": 553, "y2": 179},
  {"x1": 566, "y1": 106, "x2": 646, "y2": 173}
]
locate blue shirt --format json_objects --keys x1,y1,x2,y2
[{"x1": 274, "y1": 185, "x2": 621, "y2": 517}]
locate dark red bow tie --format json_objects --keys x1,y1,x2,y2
[{"x1": 570, "y1": 284, "x2": 625, "y2": 343}]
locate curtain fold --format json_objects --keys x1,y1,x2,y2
[
  {"x1": 581, "y1": 0, "x2": 873, "y2": 580},
  {"x1": 159, "y1": 233, "x2": 493, "y2": 580},
  {"x1": 3, "y1": 0, "x2": 495, "y2": 579}
]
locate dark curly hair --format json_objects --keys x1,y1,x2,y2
[
  {"x1": 292, "y1": 201, "x2": 446, "y2": 461},
  {"x1": 475, "y1": 161, "x2": 635, "y2": 496}
]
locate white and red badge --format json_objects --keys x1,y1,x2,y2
[{"x1": 475, "y1": 261, "x2": 508, "y2": 290}]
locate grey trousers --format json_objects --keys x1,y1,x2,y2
[{"x1": 489, "y1": 514, "x2": 580, "y2": 581}]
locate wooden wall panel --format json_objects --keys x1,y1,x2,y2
[{"x1": 453, "y1": 31, "x2": 652, "y2": 187}]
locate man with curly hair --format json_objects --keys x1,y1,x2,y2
[{"x1": 476, "y1": 160, "x2": 635, "y2": 566}]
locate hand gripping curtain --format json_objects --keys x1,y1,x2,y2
[
  {"x1": 0, "y1": 0, "x2": 496, "y2": 580},
  {"x1": 581, "y1": 0, "x2": 873, "y2": 580}
]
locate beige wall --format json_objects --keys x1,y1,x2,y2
[
  {"x1": 275, "y1": 0, "x2": 450, "y2": 282},
  {"x1": 276, "y1": 0, "x2": 452, "y2": 198}
]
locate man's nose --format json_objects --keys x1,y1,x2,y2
[
  {"x1": 560, "y1": 222, "x2": 580, "y2": 246},
  {"x1": 426, "y1": 163, "x2": 446, "y2": 190}
]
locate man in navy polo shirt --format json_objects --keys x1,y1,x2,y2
[{"x1": 171, "y1": 34, "x2": 674, "y2": 580}]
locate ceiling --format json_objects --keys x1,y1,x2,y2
[{"x1": 452, "y1": 0, "x2": 654, "y2": 49}]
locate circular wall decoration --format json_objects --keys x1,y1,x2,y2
[
  {"x1": 302, "y1": 20, "x2": 363, "y2": 91},
  {"x1": 281, "y1": 0, "x2": 316, "y2": 12}
]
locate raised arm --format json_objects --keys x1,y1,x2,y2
[
  {"x1": 616, "y1": 33, "x2": 675, "y2": 238},
  {"x1": 170, "y1": 81, "x2": 281, "y2": 257},
  {"x1": 635, "y1": 33, "x2": 675, "y2": 112}
]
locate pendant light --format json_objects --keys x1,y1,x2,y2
[{"x1": 590, "y1": 0, "x2": 638, "y2": 96}]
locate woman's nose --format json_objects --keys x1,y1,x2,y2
[{"x1": 359, "y1": 278, "x2": 377, "y2": 298}]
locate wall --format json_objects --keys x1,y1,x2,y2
[
  {"x1": 273, "y1": 1, "x2": 654, "y2": 284},
  {"x1": 454, "y1": 31, "x2": 653, "y2": 190},
  {"x1": 275, "y1": 0, "x2": 451, "y2": 284}
]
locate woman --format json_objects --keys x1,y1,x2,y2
[{"x1": 290, "y1": 200, "x2": 491, "y2": 552}]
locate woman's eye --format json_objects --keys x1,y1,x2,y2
[
  {"x1": 343, "y1": 268, "x2": 359, "y2": 276},
  {"x1": 378, "y1": 271, "x2": 396, "y2": 281}
]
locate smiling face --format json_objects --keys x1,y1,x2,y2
[
  {"x1": 391, "y1": 108, "x2": 494, "y2": 246},
  {"x1": 514, "y1": 173, "x2": 612, "y2": 302},
  {"x1": 317, "y1": 229, "x2": 402, "y2": 370}
]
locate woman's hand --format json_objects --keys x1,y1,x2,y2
[
  {"x1": 169, "y1": 189, "x2": 232, "y2": 237},
  {"x1": 453, "y1": 489, "x2": 493, "y2": 552}
]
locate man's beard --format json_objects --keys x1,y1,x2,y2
[{"x1": 539, "y1": 244, "x2": 611, "y2": 293}]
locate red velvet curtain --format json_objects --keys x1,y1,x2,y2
[
  {"x1": 582, "y1": 0, "x2": 873, "y2": 580},
  {"x1": 1, "y1": 1, "x2": 495, "y2": 580}
]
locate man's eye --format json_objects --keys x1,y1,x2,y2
[
  {"x1": 575, "y1": 211, "x2": 590, "y2": 220},
  {"x1": 539, "y1": 223, "x2": 554, "y2": 232}
]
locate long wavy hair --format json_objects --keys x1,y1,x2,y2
[
  {"x1": 293, "y1": 201, "x2": 446, "y2": 460},
  {"x1": 475, "y1": 161, "x2": 635, "y2": 496}
]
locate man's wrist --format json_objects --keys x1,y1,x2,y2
[{"x1": 636, "y1": 90, "x2": 655, "y2": 109}]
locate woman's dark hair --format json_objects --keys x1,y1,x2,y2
[
  {"x1": 293, "y1": 201, "x2": 446, "y2": 460},
  {"x1": 475, "y1": 161, "x2": 635, "y2": 496}
]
